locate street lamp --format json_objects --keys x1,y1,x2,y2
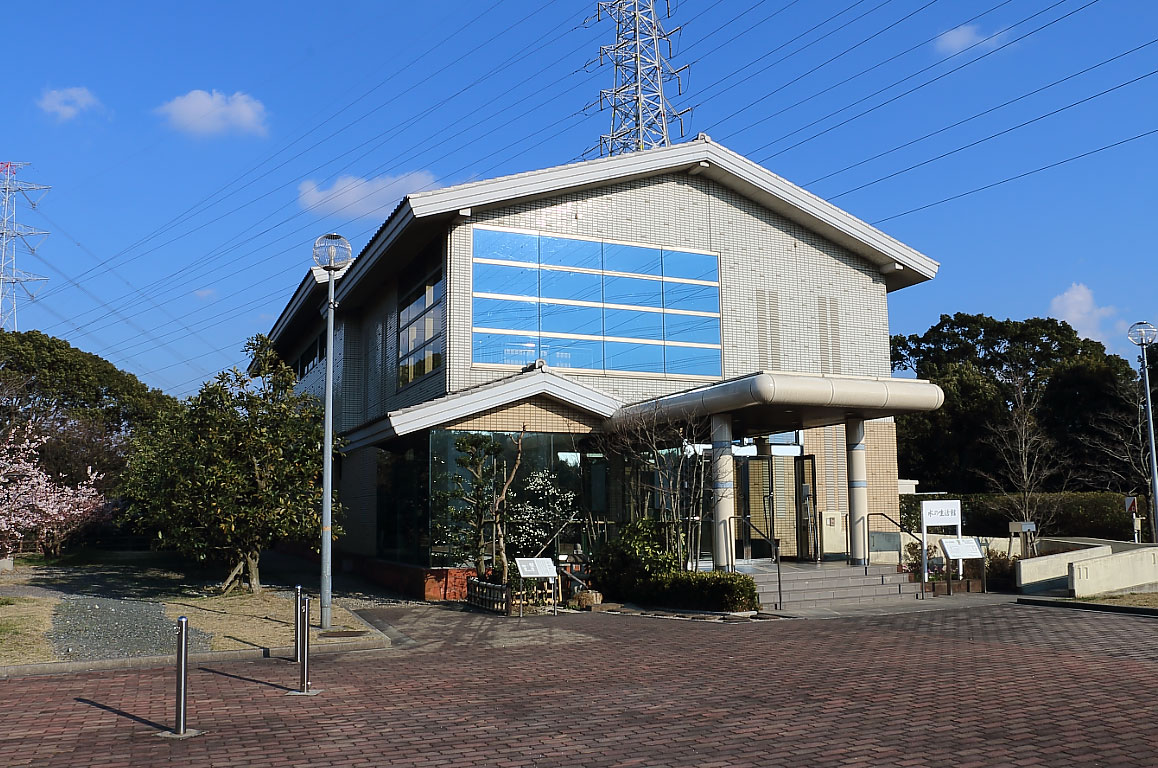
[
  {"x1": 1128, "y1": 321, "x2": 1158, "y2": 545},
  {"x1": 313, "y1": 233, "x2": 351, "y2": 629}
]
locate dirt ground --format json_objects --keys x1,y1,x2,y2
[
  {"x1": 1083, "y1": 592, "x2": 1158, "y2": 608},
  {"x1": 162, "y1": 590, "x2": 368, "y2": 651}
]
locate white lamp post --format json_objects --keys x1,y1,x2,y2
[
  {"x1": 313, "y1": 233, "x2": 351, "y2": 629},
  {"x1": 1128, "y1": 321, "x2": 1158, "y2": 544}
]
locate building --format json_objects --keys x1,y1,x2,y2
[{"x1": 268, "y1": 135, "x2": 943, "y2": 598}]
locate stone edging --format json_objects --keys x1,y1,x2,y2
[{"x1": 0, "y1": 636, "x2": 390, "y2": 679}]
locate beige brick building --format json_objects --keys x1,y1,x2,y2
[{"x1": 270, "y1": 136, "x2": 942, "y2": 594}]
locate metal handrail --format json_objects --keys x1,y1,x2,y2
[{"x1": 738, "y1": 517, "x2": 781, "y2": 611}]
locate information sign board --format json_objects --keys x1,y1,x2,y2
[
  {"x1": 921, "y1": 500, "x2": 961, "y2": 526},
  {"x1": 515, "y1": 558, "x2": 557, "y2": 579},
  {"x1": 940, "y1": 537, "x2": 984, "y2": 560}
]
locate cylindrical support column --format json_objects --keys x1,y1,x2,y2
[
  {"x1": 321, "y1": 272, "x2": 335, "y2": 629},
  {"x1": 711, "y1": 414, "x2": 735, "y2": 572},
  {"x1": 846, "y1": 418, "x2": 869, "y2": 566},
  {"x1": 293, "y1": 585, "x2": 303, "y2": 663},
  {"x1": 1141, "y1": 343, "x2": 1158, "y2": 544},
  {"x1": 299, "y1": 597, "x2": 311, "y2": 693},
  {"x1": 175, "y1": 616, "x2": 188, "y2": 736}
]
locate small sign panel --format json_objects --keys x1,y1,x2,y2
[
  {"x1": 921, "y1": 499, "x2": 961, "y2": 526},
  {"x1": 1126, "y1": 496, "x2": 1139, "y2": 516},
  {"x1": 940, "y1": 537, "x2": 984, "y2": 560},
  {"x1": 515, "y1": 558, "x2": 557, "y2": 579}
]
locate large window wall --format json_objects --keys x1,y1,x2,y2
[
  {"x1": 397, "y1": 262, "x2": 444, "y2": 389},
  {"x1": 471, "y1": 226, "x2": 722, "y2": 377}
]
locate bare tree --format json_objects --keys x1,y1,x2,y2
[
  {"x1": 595, "y1": 407, "x2": 710, "y2": 570},
  {"x1": 980, "y1": 375, "x2": 1066, "y2": 532},
  {"x1": 1075, "y1": 371, "x2": 1150, "y2": 499}
]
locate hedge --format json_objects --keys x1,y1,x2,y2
[
  {"x1": 900, "y1": 491, "x2": 1148, "y2": 540},
  {"x1": 635, "y1": 570, "x2": 759, "y2": 612}
]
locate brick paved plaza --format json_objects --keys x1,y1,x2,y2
[{"x1": 2, "y1": 603, "x2": 1156, "y2": 767}]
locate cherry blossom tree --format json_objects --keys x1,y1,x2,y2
[{"x1": 0, "y1": 424, "x2": 106, "y2": 560}]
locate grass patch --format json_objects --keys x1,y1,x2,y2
[
  {"x1": 163, "y1": 591, "x2": 367, "y2": 651},
  {"x1": 1080, "y1": 592, "x2": 1158, "y2": 608},
  {"x1": 0, "y1": 596, "x2": 60, "y2": 665}
]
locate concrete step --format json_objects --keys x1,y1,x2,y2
[
  {"x1": 763, "y1": 583, "x2": 910, "y2": 603},
  {"x1": 776, "y1": 592, "x2": 925, "y2": 610}
]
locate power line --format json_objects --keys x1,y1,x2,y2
[
  {"x1": 829, "y1": 66, "x2": 1158, "y2": 199},
  {"x1": 872, "y1": 127, "x2": 1158, "y2": 224}
]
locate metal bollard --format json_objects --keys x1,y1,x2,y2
[
  {"x1": 299, "y1": 596, "x2": 310, "y2": 693},
  {"x1": 175, "y1": 616, "x2": 188, "y2": 735},
  {"x1": 294, "y1": 585, "x2": 303, "y2": 663}
]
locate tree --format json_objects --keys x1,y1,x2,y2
[
  {"x1": 980, "y1": 375, "x2": 1066, "y2": 532},
  {"x1": 0, "y1": 424, "x2": 106, "y2": 560},
  {"x1": 893, "y1": 313, "x2": 1135, "y2": 493},
  {"x1": 447, "y1": 431, "x2": 524, "y2": 583},
  {"x1": 594, "y1": 408, "x2": 709, "y2": 570},
  {"x1": 0, "y1": 330, "x2": 174, "y2": 493},
  {"x1": 122, "y1": 336, "x2": 332, "y2": 593}
]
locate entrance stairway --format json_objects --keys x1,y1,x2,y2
[{"x1": 743, "y1": 562, "x2": 921, "y2": 611}]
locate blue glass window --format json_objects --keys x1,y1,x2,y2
[
  {"x1": 472, "y1": 332, "x2": 539, "y2": 366},
  {"x1": 603, "y1": 308, "x2": 663, "y2": 340},
  {"x1": 539, "y1": 269, "x2": 602, "y2": 303},
  {"x1": 665, "y1": 345, "x2": 722, "y2": 377},
  {"x1": 663, "y1": 249, "x2": 718, "y2": 282},
  {"x1": 663, "y1": 282, "x2": 720, "y2": 313},
  {"x1": 604, "y1": 341, "x2": 665, "y2": 373},
  {"x1": 473, "y1": 262, "x2": 538, "y2": 298},
  {"x1": 474, "y1": 228, "x2": 537, "y2": 263},
  {"x1": 540, "y1": 302, "x2": 602, "y2": 336},
  {"x1": 541, "y1": 236, "x2": 602, "y2": 271},
  {"x1": 540, "y1": 337, "x2": 603, "y2": 370},
  {"x1": 473, "y1": 297, "x2": 537, "y2": 332},
  {"x1": 664, "y1": 313, "x2": 720, "y2": 345},
  {"x1": 604, "y1": 242, "x2": 662, "y2": 276},
  {"x1": 604, "y1": 275, "x2": 663, "y2": 308}
]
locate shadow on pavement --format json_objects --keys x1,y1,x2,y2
[{"x1": 75, "y1": 697, "x2": 168, "y2": 731}]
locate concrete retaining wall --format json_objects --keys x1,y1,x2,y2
[
  {"x1": 1069, "y1": 548, "x2": 1158, "y2": 598},
  {"x1": 1017, "y1": 545, "x2": 1112, "y2": 593}
]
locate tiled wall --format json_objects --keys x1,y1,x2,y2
[
  {"x1": 442, "y1": 396, "x2": 603, "y2": 433},
  {"x1": 446, "y1": 172, "x2": 891, "y2": 402}
]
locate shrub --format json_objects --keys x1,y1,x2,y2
[
  {"x1": 638, "y1": 570, "x2": 759, "y2": 612},
  {"x1": 590, "y1": 519, "x2": 679, "y2": 599}
]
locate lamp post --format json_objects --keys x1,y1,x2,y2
[
  {"x1": 1128, "y1": 321, "x2": 1158, "y2": 545},
  {"x1": 313, "y1": 233, "x2": 351, "y2": 629}
]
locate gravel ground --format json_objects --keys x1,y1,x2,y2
[{"x1": 48, "y1": 596, "x2": 212, "y2": 661}]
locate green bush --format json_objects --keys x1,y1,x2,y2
[
  {"x1": 590, "y1": 519, "x2": 679, "y2": 599},
  {"x1": 638, "y1": 570, "x2": 759, "y2": 612}
]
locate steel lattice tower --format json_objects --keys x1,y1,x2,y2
[
  {"x1": 0, "y1": 163, "x2": 49, "y2": 332},
  {"x1": 598, "y1": 0, "x2": 688, "y2": 156}
]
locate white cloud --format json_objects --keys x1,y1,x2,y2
[
  {"x1": 37, "y1": 87, "x2": 101, "y2": 120},
  {"x1": 935, "y1": 24, "x2": 1003, "y2": 56},
  {"x1": 298, "y1": 172, "x2": 439, "y2": 219},
  {"x1": 194, "y1": 288, "x2": 216, "y2": 300},
  {"x1": 155, "y1": 89, "x2": 268, "y2": 137},
  {"x1": 1049, "y1": 283, "x2": 1117, "y2": 344}
]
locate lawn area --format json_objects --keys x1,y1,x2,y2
[
  {"x1": 0, "y1": 596, "x2": 60, "y2": 665},
  {"x1": 1082, "y1": 592, "x2": 1158, "y2": 608}
]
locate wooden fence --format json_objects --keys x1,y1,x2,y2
[{"x1": 466, "y1": 578, "x2": 511, "y2": 615}]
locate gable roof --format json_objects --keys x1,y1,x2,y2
[
  {"x1": 333, "y1": 134, "x2": 937, "y2": 311},
  {"x1": 343, "y1": 365, "x2": 620, "y2": 451}
]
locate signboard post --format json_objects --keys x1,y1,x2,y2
[
  {"x1": 515, "y1": 557, "x2": 559, "y2": 616},
  {"x1": 938, "y1": 536, "x2": 987, "y2": 594},
  {"x1": 1127, "y1": 496, "x2": 1140, "y2": 543},
  {"x1": 921, "y1": 500, "x2": 962, "y2": 585}
]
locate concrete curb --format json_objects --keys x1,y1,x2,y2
[
  {"x1": 0, "y1": 636, "x2": 390, "y2": 679},
  {"x1": 1017, "y1": 596, "x2": 1158, "y2": 618}
]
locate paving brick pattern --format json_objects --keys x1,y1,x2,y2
[{"x1": 2, "y1": 604, "x2": 1156, "y2": 767}]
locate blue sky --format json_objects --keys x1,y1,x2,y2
[{"x1": 3, "y1": 0, "x2": 1155, "y2": 395}]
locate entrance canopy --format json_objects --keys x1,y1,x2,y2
[{"x1": 613, "y1": 371, "x2": 944, "y2": 437}]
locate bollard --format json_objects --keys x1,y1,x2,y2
[
  {"x1": 299, "y1": 596, "x2": 310, "y2": 693},
  {"x1": 294, "y1": 585, "x2": 303, "y2": 663},
  {"x1": 175, "y1": 616, "x2": 188, "y2": 735}
]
